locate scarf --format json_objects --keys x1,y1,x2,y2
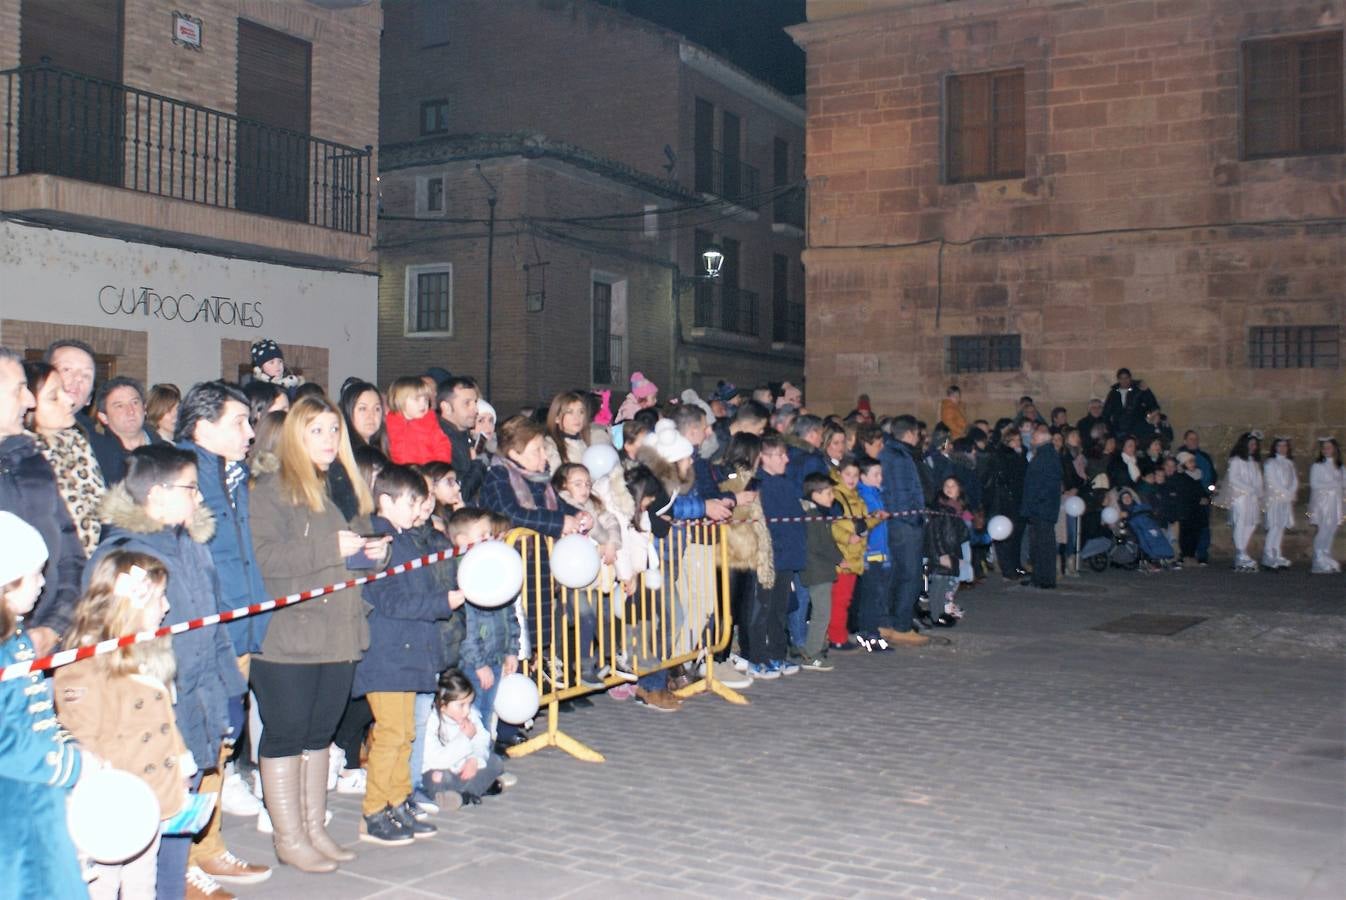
[
  {"x1": 497, "y1": 456, "x2": 558, "y2": 512},
  {"x1": 36, "y1": 427, "x2": 105, "y2": 557},
  {"x1": 1122, "y1": 452, "x2": 1140, "y2": 483},
  {"x1": 326, "y1": 464, "x2": 360, "y2": 522}
]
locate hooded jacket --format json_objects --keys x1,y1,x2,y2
[
  {"x1": 717, "y1": 466, "x2": 775, "y2": 587},
  {"x1": 636, "y1": 445, "x2": 705, "y2": 521},
  {"x1": 90, "y1": 484, "x2": 247, "y2": 768},
  {"x1": 830, "y1": 476, "x2": 879, "y2": 574},
  {"x1": 386, "y1": 411, "x2": 455, "y2": 467}
]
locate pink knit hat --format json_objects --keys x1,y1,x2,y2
[{"x1": 630, "y1": 371, "x2": 658, "y2": 400}]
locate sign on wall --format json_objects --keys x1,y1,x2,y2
[{"x1": 172, "y1": 12, "x2": 203, "y2": 50}]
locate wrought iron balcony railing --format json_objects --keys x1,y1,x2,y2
[
  {"x1": 694, "y1": 282, "x2": 759, "y2": 336},
  {"x1": 693, "y1": 148, "x2": 760, "y2": 207}
]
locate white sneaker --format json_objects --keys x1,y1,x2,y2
[
  {"x1": 250, "y1": 768, "x2": 264, "y2": 800},
  {"x1": 221, "y1": 770, "x2": 263, "y2": 817},
  {"x1": 186, "y1": 866, "x2": 229, "y2": 896},
  {"x1": 335, "y1": 768, "x2": 367, "y2": 794},
  {"x1": 256, "y1": 807, "x2": 272, "y2": 834},
  {"x1": 728, "y1": 652, "x2": 749, "y2": 673},
  {"x1": 713, "y1": 659, "x2": 751, "y2": 689},
  {"x1": 327, "y1": 746, "x2": 346, "y2": 791}
]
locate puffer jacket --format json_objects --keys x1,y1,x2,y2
[
  {"x1": 386, "y1": 411, "x2": 455, "y2": 466},
  {"x1": 717, "y1": 467, "x2": 775, "y2": 587},
  {"x1": 830, "y1": 477, "x2": 878, "y2": 575},
  {"x1": 89, "y1": 484, "x2": 247, "y2": 769}
]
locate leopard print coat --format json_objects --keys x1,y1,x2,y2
[{"x1": 35, "y1": 427, "x2": 106, "y2": 557}]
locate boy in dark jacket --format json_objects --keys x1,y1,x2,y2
[
  {"x1": 797, "y1": 473, "x2": 840, "y2": 670},
  {"x1": 751, "y1": 433, "x2": 804, "y2": 678},
  {"x1": 453, "y1": 508, "x2": 522, "y2": 744}
]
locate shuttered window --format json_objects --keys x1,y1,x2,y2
[
  {"x1": 235, "y1": 20, "x2": 312, "y2": 223},
  {"x1": 946, "y1": 69, "x2": 1025, "y2": 183},
  {"x1": 1243, "y1": 32, "x2": 1344, "y2": 159}
]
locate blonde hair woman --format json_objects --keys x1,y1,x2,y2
[{"x1": 248, "y1": 395, "x2": 387, "y2": 873}]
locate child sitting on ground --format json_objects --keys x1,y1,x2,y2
[
  {"x1": 420, "y1": 669, "x2": 515, "y2": 808},
  {"x1": 385, "y1": 376, "x2": 455, "y2": 466}
]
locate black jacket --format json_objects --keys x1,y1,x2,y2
[
  {"x1": 75, "y1": 411, "x2": 126, "y2": 486},
  {"x1": 438, "y1": 417, "x2": 487, "y2": 504},
  {"x1": 1075, "y1": 413, "x2": 1106, "y2": 441},
  {"x1": 923, "y1": 502, "x2": 967, "y2": 574},
  {"x1": 1021, "y1": 444, "x2": 1063, "y2": 522},
  {"x1": 0, "y1": 434, "x2": 86, "y2": 635},
  {"x1": 1101, "y1": 383, "x2": 1158, "y2": 439},
  {"x1": 983, "y1": 444, "x2": 1026, "y2": 520}
]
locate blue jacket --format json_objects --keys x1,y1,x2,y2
[
  {"x1": 758, "y1": 472, "x2": 806, "y2": 570},
  {"x1": 0, "y1": 630, "x2": 87, "y2": 899},
  {"x1": 692, "y1": 455, "x2": 732, "y2": 503},
  {"x1": 880, "y1": 439, "x2": 925, "y2": 530},
  {"x1": 353, "y1": 516, "x2": 455, "y2": 696},
  {"x1": 461, "y1": 597, "x2": 522, "y2": 672},
  {"x1": 480, "y1": 458, "x2": 574, "y2": 537},
  {"x1": 1021, "y1": 443, "x2": 1063, "y2": 522},
  {"x1": 179, "y1": 441, "x2": 271, "y2": 654},
  {"x1": 857, "y1": 483, "x2": 888, "y2": 557},
  {"x1": 786, "y1": 441, "x2": 828, "y2": 488}
]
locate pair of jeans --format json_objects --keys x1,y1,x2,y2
[
  {"x1": 854, "y1": 561, "x2": 892, "y2": 633},
  {"x1": 422, "y1": 753, "x2": 504, "y2": 799},
  {"x1": 887, "y1": 524, "x2": 924, "y2": 631},
  {"x1": 787, "y1": 574, "x2": 808, "y2": 650},
  {"x1": 156, "y1": 769, "x2": 203, "y2": 899},
  {"x1": 745, "y1": 571, "x2": 791, "y2": 664},
  {"x1": 995, "y1": 518, "x2": 1026, "y2": 576},
  {"x1": 333, "y1": 695, "x2": 373, "y2": 771},
  {"x1": 408, "y1": 692, "x2": 433, "y2": 792}
]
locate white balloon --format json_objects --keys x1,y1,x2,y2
[
  {"x1": 1101, "y1": 505, "x2": 1121, "y2": 525},
  {"x1": 1064, "y1": 495, "x2": 1086, "y2": 518},
  {"x1": 643, "y1": 568, "x2": 663, "y2": 592},
  {"x1": 458, "y1": 541, "x2": 525, "y2": 608},
  {"x1": 987, "y1": 515, "x2": 1014, "y2": 541},
  {"x1": 551, "y1": 534, "x2": 601, "y2": 589},
  {"x1": 68, "y1": 768, "x2": 159, "y2": 864},
  {"x1": 494, "y1": 672, "x2": 541, "y2": 724},
  {"x1": 581, "y1": 443, "x2": 620, "y2": 481}
]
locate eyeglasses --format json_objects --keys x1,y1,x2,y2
[{"x1": 162, "y1": 482, "x2": 201, "y2": 494}]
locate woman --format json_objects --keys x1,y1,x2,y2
[
  {"x1": 24, "y1": 361, "x2": 105, "y2": 557},
  {"x1": 716, "y1": 433, "x2": 774, "y2": 663},
  {"x1": 1059, "y1": 427, "x2": 1089, "y2": 573},
  {"x1": 1308, "y1": 437, "x2": 1342, "y2": 574},
  {"x1": 1220, "y1": 432, "x2": 1264, "y2": 572},
  {"x1": 249, "y1": 395, "x2": 387, "y2": 873},
  {"x1": 146, "y1": 383, "x2": 181, "y2": 443},
  {"x1": 543, "y1": 391, "x2": 591, "y2": 473},
  {"x1": 1108, "y1": 436, "x2": 1143, "y2": 490},
  {"x1": 1261, "y1": 437, "x2": 1298, "y2": 570},
  {"x1": 340, "y1": 379, "x2": 387, "y2": 455},
  {"x1": 821, "y1": 421, "x2": 848, "y2": 469},
  {"x1": 983, "y1": 426, "x2": 1027, "y2": 580},
  {"x1": 1140, "y1": 435, "x2": 1166, "y2": 477}
]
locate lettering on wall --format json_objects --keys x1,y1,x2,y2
[{"x1": 97, "y1": 286, "x2": 265, "y2": 328}]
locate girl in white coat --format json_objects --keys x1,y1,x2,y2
[
  {"x1": 1221, "y1": 432, "x2": 1263, "y2": 572},
  {"x1": 1261, "y1": 437, "x2": 1298, "y2": 569},
  {"x1": 1308, "y1": 438, "x2": 1343, "y2": 574}
]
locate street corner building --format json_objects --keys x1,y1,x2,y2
[
  {"x1": 789, "y1": 0, "x2": 1345, "y2": 448},
  {"x1": 0, "y1": 0, "x2": 381, "y2": 391}
]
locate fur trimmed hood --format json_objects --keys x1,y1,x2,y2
[
  {"x1": 99, "y1": 482, "x2": 216, "y2": 544},
  {"x1": 636, "y1": 445, "x2": 694, "y2": 498},
  {"x1": 248, "y1": 451, "x2": 279, "y2": 477}
]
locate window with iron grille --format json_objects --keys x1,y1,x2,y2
[
  {"x1": 421, "y1": 99, "x2": 449, "y2": 135},
  {"x1": 592, "y1": 280, "x2": 612, "y2": 385},
  {"x1": 946, "y1": 334, "x2": 1021, "y2": 373},
  {"x1": 405, "y1": 264, "x2": 452, "y2": 335},
  {"x1": 1248, "y1": 325, "x2": 1340, "y2": 369},
  {"x1": 425, "y1": 177, "x2": 444, "y2": 212},
  {"x1": 946, "y1": 69, "x2": 1025, "y2": 183},
  {"x1": 1243, "y1": 32, "x2": 1343, "y2": 159}
]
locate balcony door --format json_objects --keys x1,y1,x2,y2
[
  {"x1": 18, "y1": 0, "x2": 124, "y2": 185},
  {"x1": 235, "y1": 20, "x2": 311, "y2": 223}
]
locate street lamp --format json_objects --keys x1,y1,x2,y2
[{"x1": 700, "y1": 245, "x2": 724, "y2": 279}]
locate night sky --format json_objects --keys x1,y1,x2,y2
[{"x1": 602, "y1": 0, "x2": 807, "y2": 96}]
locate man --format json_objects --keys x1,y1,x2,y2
[
  {"x1": 769, "y1": 403, "x2": 799, "y2": 436},
  {"x1": 1102, "y1": 367, "x2": 1158, "y2": 439},
  {"x1": 176, "y1": 382, "x2": 272, "y2": 892},
  {"x1": 877, "y1": 416, "x2": 929, "y2": 647},
  {"x1": 95, "y1": 376, "x2": 158, "y2": 482},
  {"x1": 785, "y1": 414, "x2": 829, "y2": 487},
  {"x1": 436, "y1": 375, "x2": 487, "y2": 503},
  {"x1": 939, "y1": 385, "x2": 968, "y2": 437},
  {"x1": 751, "y1": 385, "x2": 775, "y2": 408},
  {"x1": 1049, "y1": 406, "x2": 1069, "y2": 433},
  {"x1": 779, "y1": 381, "x2": 803, "y2": 409},
  {"x1": 1180, "y1": 430, "x2": 1218, "y2": 565},
  {"x1": 1021, "y1": 424, "x2": 1062, "y2": 589},
  {"x1": 0, "y1": 346, "x2": 85, "y2": 657},
  {"x1": 1075, "y1": 398, "x2": 1106, "y2": 442},
  {"x1": 44, "y1": 339, "x2": 123, "y2": 480}
]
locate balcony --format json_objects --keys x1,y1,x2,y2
[
  {"x1": 694, "y1": 282, "x2": 759, "y2": 337},
  {"x1": 772, "y1": 186, "x2": 804, "y2": 236},
  {"x1": 0, "y1": 65, "x2": 374, "y2": 265},
  {"x1": 772, "y1": 301, "x2": 804, "y2": 347},
  {"x1": 693, "y1": 148, "x2": 760, "y2": 210}
]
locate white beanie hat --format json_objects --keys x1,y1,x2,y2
[
  {"x1": 644, "y1": 418, "x2": 694, "y2": 464},
  {"x1": 679, "y1": 388, "x2": 716, "y2": 423},
  {"x1": 476, "y1": 399, "x2": 497, "y2": 423},
  {"x1": 0, "y1": 512, "x2": 48, "y2": 586}
]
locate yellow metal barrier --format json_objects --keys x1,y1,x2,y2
[{"x1": 504, "y1": 522, "x2": 744, "y2": 763}]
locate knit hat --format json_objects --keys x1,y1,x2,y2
[
  {"x1": 715, "y1": 381, "x2": 737, "y2": 404},
  {"x1": 424, "y1": 367, "x2": 453, "y2": 389},
  {"x1": 679, "y1": 388, "x2": 716, "y2": 423},
  {"x1": 1175, "y1": 451, "x2": 1195, "y2": 466},
  {"x1": 644, "y1": 419, "x2": 694, "y2": 464},
  {"x1": 0, "y1": 512, "x2": 48, "y2": 586},
  {"x1": 856, "y1": 394, "x2": 872, "y2": 414},
  {"x1": 250, "y1": 339, "x2": 284, "y2": 368},
  {"x1": 476, "y1": 399, "x2": 497, "y2": 423},
  {"x1": 629, "y1": 371, "x2": 658, "y2": 401}
]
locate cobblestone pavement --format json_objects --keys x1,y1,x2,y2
[{"x1": 229, "y1": 566, "x2": 1344, "y2": 899}]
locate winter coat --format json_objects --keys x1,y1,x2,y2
[
  {"x1": 557, "y1": 490, "x2": 623, "y2": 551},
  {"x1": 1308, "y1": 461, "x2": 1344, "y2": 529},
  {"x1": 439, "y1": 418, "x2": 488, "y2": 503},
  {"x1": 1262, "y1": 456, "x2": 1298, "y2": 533},
  {"x1": 785, "y1": 435, "x2": 828, "y2": 488},
  {"x1": 0, "y1": 629, "x2": 86, "y2": 899},
  {"x1": 983, "y1": 443, "x2": 1026, "y2": 521},
  {"x1": 249, "y1": 469, "x2": 372, "y2": 665},
  {"x1": 34, "y1": 426, "x2": 105, "y2": 557},
  {"x1": 1075, "y1": 413, "x2": 1106, "y2": 442},
  {"x1": 801, "y1": 499, "x2": 842, "y2": 585},
  {"x1": 879, "y1": 438, "x2": 925, "y2": 530},
  {"x1": 758, "y1": 472, "x2": 806, "y2": 570},
  {"x1": 939, "y1": 397, "x2": 968, "y2": 437},
  {"x1": 353, "y1": 516, "x2": 456, "y2": 696},
  {"x1": 716, "y1": 467, "x2": 775, "y2": 587},
  {"x1": 636, "y1": 446, "x2": 705, "y2": 521},
  {"x1": 1101, "y1": 382, "x2": 1158, "y2": 439},
  {"x1": 829, "y1": 478, "x2": 878, "y2": 575},
  {"x1": 1150, "y1": 479, "x2": 1182, "y2": 525},
  {"x1": 924, "y1": 501, "x2": 967, "y2": 575},
  {"x1": 54, "y1": 664, "x2": 191, "y2": 818},
  {"x1": 421, "y1": 706, "x2": 491, "y2": 775},
  {"x1": 1108, "y1": 453, "x2": 1142, "y2": 491},
  {"x1": 592, "y1": 469, "x2": 652, "y2": 582},
  {"x1": 180, "y1": 441, "x2": 271, "y2": 655},
  {"x1": 1021, "y1": 443, "x2": 1062, "y2": 523},
  {"x1": 856, "y1": 483, "x2": 888, "y2": 558},
  {"x1": 386, "y1": 411, "x2": 455, "y2": 467},
  {"x1": 480, "y1": 457, "x2": 573, "y2": 537},
  {"x1": 1172, "y1": 470, "x2": 1208, "y2": 524},
  {"x1": 89, "y1": 484, "x2": 248, "y2": 768},
  {"x1": 76, "y1": 410, "x2": 125, "y2": 488},
  {"x1": 461, "y1": 594, "x2": 522, "y2": 672},
  {"x1": 543, "y1": 433, "x2": 588, "y2": 473}
]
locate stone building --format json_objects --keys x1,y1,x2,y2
[
  {"x1": 789, "y1": 0, "x2": 1344, "y2": 456},
  {"x1": 378, "y1": 0, "x2": 807, "y2": 411},
  {"x1": 0, "y1": 0, "x2": 381, "y2": 391}
]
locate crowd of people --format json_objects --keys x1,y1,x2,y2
[{"x1": 1, "y1": 338, "x2": 1343, "y2": 899}]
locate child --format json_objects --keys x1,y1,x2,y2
[
  {"x1": 1173, "y1": 451, "x2": 1211, "y2": 565},
  {"x1": 554, "y1": 463, "x2": 621, "y2": 687},
  {"x1": 1308, "y1": 438, "x2": 1343, "y2": 573},
  {"x1": 384, "y1": 376, "x2": 455, "y2": 467},
  {"x1": 1220, "y1": 432, "x2": 1264, "y2": 572},
  {"x1": 420, "y1": 670, "x2": 514, "y2": 807},
  {"x1": 57, "y1": 552, "x2": 191, "y2": 899},
  {"x1": 923, "y1": 476, "x2": 968, "y2": 628},
  {"x1": 419, "y1": 461, "x2": 464, "y2": 534},
  {"x1": 250, "y1": 338, "x2": 304, "y2": 391},
  {"x1": 1261, "y1": 437, "x2": 1298, "y2": 570},
  {"x1": 853, "y1": 458, "x2": 894, "y2": 652},
  {"x1": 751, "y1": 434, "x2": 804, "y2": 678},
  {"x1": 797, "y1": 473, "x2": 840, "y2": 670},
  {"x1": 353, "y1": 465, "x2": 461, "y2": 846},
  {"x1": 828, "y1": 456, "x2": 876, "y2": 651},
  {"x1": 0, "y1": 512, "x2": 89, "y2": 898}
]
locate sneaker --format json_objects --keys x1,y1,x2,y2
[
  {"x1": 335, "y1": 768, "x2": 367, "y2": 794},
  {"x1": 728, "y1": 652, "x2": 749, "y2": 673},
  {"x1": 772, "y1": 659, "x2": 801, "y2": 676},
  {"x1": 829, "y1": 640, "x2": 861, "y2": 652},
  {"x1": 498, "y1": 772, "x2": 518, "y2": 790},
  {"x1": 746, "y1": 662, "x2": 780, "y2": 680},
  {"x1": 597, "y1": 662, "x2": 638, "y2": 684},
  {"x1": 577, "y1": 669, "x2": 607, "y2": 690},
  {"x1": 856, "y1": 632, "x2": 893, "y2": 653},
  {"x1": 185, "y1": 866, "x2": 235, "y2": 899},
  {"x1": 359, "y1": 806, "x2": 416, "y2": 846},
  {"x1": 196, "y1": 851, "x2": 271, "y2": 885},
  {"x1": 220, "y1": 771, "x2": 263, "y2": 817},
  {"x1": 633, "y1": 687, "x2": 680, "y2": 711},
  {"x1": 543, "y1": 657, "x2": 569, "y2": 690},
  {"x1": 607, "y1": 682, "x2": 637, "y2": 701},
  {"x1": 713, "y1": 659, "x2": 752, "y2": 689},
  {"x1": 326, "y1": 746, "x2": 345, "y2": 791},
  {"x1": 406, "y1": 794, "x2": 435, "y2": 819},
  {"x1": 391, "y1": 800, "x2": 438, "y2": 838},
  {"x1": 798, "y1": 655, "x2": 834, "y2": 672},
  {"x1": 255, "y1": 808, "x2": 271, "y2": 835}
]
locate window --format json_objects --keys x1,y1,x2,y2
[
  {"x1": 592, "y1": 281, "x2": 612, "y2": 385},
  {"x1": 946, "y1": 334, "x2": 1021, "y2": 373},
  {"x1": 405, "y1": 264, "x2": 452, "y2": 335},
  {"x1": 946, "y1": 69, "x2": 1025, "y2": 183},
  {"x1": 1243, "y1": 32, "x2": 1343, "y2": 159},
  {"x1": 421, "y1": 100, "x2": 449, "y2": 136},
  {"x1": 772, "y1": 254, "x2": 803, "y2": 345},
  {"x1": 418, "y1": 0, "x2": 450, "y2": 48},
  {"x1": 416, "y1": 175, "x2": 444, "y2": 216},
  {"x1": 1248, "y1": 325, "x2": 1340, "y2": 369}
]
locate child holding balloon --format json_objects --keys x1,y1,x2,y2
[{"x1": 56, "y1": 552, "x2": 192, "y2": 899}]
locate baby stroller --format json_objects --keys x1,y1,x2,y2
[
  {"x1": 1081, "y1": 524, "x2": 1141, "y2": 572},
  {"x1": 1081, "y1": 490, "x2": 1174, "y2": 572}
]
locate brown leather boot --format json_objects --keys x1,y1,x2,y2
[
  {"x1": 259, "y1": 757, "x2": 336, "y2": 873},
  {"x1": 302, "y1": 748, "x2": 356, "y2": 862}
]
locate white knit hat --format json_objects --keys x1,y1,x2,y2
[
  {"x1": 476, "y1": 399, "x2": 497, "y2": 423},
  {"x1": 0, "y1": 512, "x2": 48, "y2": 586},
  {"x1": 644, "y1": 418, "x2": 694, "y2": 464}
]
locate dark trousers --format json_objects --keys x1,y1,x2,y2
[
  {"x1": 745, "y1": 570, "x2": 791, "y2": 664},
  {"x1": 1179, "y1": 506, "x2": 1211, "y2": 561},
  {"x1": 250, "y1": 660, "x2": 356, "y2": 758},
  {"x1": 854, "y1": 562, "x2": 892, "y2": 633},
  {"x1": 1028, "y1": 519, "x2": 1057, "y2": 587},
  {"x1": 888, "y1": 525, "x2": 924, "y2": 631},
  {"x1": 333, "y1": 695, "x2": 373, "y2": 768},
  {"x1": 995, "y1": 518, "x2": 1026, "y2": 576},
  {"x1": 727, "y1": 569, "x2": 758, "y2": 660}
]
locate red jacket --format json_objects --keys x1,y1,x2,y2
[{"x1": 386, "y1": 412, "x2": 455, "y2": 465}]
